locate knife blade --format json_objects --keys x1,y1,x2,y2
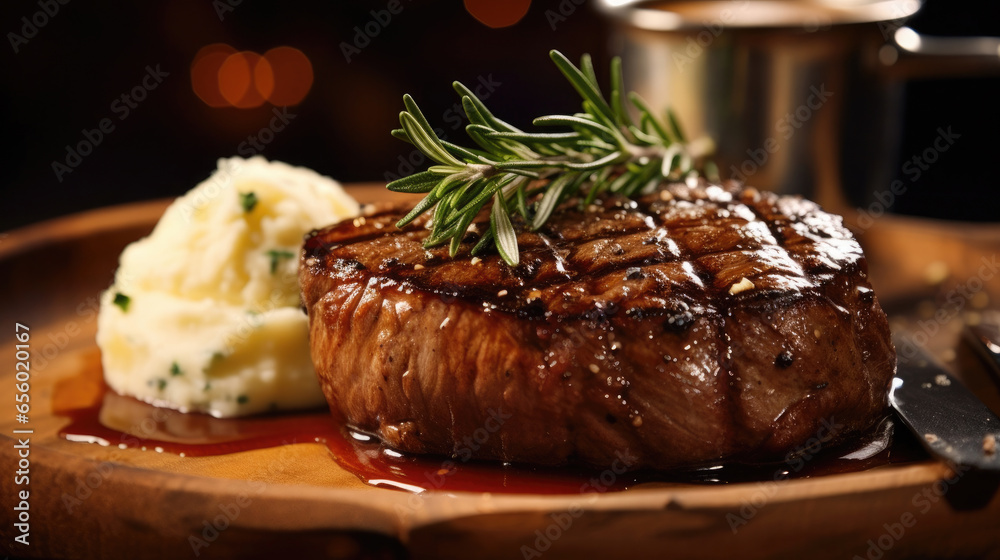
[
  {"x1": 964, "y1": 320, "x2": 1000, "y2": 384},
  {"x1": 890, "y1": 332, "x2": 1000, "y2": 473}
]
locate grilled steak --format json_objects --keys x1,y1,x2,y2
[{"x1": 300, "y1": 181, "x2": 895, "y2": 470}]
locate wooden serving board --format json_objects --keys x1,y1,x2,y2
[{"x1": 2, "y1": 186, "x2": 999, "y2": 560}]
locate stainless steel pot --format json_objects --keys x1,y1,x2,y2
[{"x1": 597, "y1": 0, "x2": 1000, "y2": 213}]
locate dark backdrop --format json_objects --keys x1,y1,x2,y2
[{"x1": 1, "y1": 0, "x2": 997, "y2": 231}]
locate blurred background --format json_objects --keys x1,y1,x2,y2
[{"x1": 1, "y1": 0, "x2": 997, "y2": 231}]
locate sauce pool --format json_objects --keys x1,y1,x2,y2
[{"x1": 55, "y1": 351, "x2": 926, "y2": 494}]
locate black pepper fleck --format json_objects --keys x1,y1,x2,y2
[
  {"x1": 663, "y1": 303, "x2": 694, "y2": 333},
  {"x1": 775, "y1": 351, "x2": 795, "y2": 368}
]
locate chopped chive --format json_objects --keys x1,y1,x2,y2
[
  {"x1": 239, "y1": 192, "x2": 258, "y2": 213},
  {"x1": 156, "y1": 379, "x2": 167, "y2": 391},
  {"x1": 170, "y1": 362, "x2": 182, "y2": 376},
  {"x1": 113, "y1": 292, "x2": 131, "y2": 312},
  {"x1": 266, "y1": 249, "x2": 295, "y2": 274},
  {"x1": 237, "y1": 395, "x2": 249, "y2": 405}
]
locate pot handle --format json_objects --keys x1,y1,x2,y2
[{"x1": 880, "y1": 26, "x2": 1000, "y2": 79}]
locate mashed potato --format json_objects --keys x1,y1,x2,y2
[{"x1": 96, "y1": 156, "x2": 358, "y2": 417}]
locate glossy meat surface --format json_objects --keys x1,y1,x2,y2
[{"x1": 300, "y1": 181, "x2": 895, "y2": 469}]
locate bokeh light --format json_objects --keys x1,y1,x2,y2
[
  {"x1": 190, "y1": 44, "x2": 313, "y2": 109},
  {"x1": 219, "y1": 51, "x2": 268, "y2": 108},
  {"x1": 262, "y1": 46, "x2": 313, "y2": 106},
  {"x1": 463, "y1": 0, "x2": 531, "y2": 28},
  {"x1": 191, "y1": 43, "x2": 237, "y2": 108},
  {"x1": 253, "y1": 55, "x2": 276, "y2": 101}
]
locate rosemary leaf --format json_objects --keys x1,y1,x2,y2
[
  {"x1": 551, "y1": 51, "x2": 615, "y2": 125},
  {"x1": 471, "y1": 228, "x2": 494, "y2": 256},
  {"x1": 386, "y1": 170, "x2": 441, "y2": 193},
  {"x1": 396, "y1": 192, "x2": 442, "y2": 228},
  {"x1": 629, "y1": 93, "x2": 673, "y2": 143},
  {"x1": 532, "y1": 173, "x2": 575, "y2": 230},
  {"x1": 400, "y1": 112, "x2": 462, "y2": 167},
  {"x1": 533, "y1": 114, "x2": 615, "y2": 140},
  {"x1": 609, "y1": 57, "x2": 629, "y2": 128},
  {"x1": 666, "y1": 108, "x2": 688, "y2": 143},
  {"x1": 563, "y1": 151, "x2": 624, "y2": 171},
  {"x1": 454, "y1": 83, "x2": 521, "y2": 133},
  {"x1": 491, "y1": 193, "x2": 519, "y2": 267}
]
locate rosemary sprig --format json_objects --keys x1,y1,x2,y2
[{"x1": 387, "y1": 49, "x2": 716, "y2": 266}]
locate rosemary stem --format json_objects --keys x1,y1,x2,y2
[{"x1": 385, "y1": 49, "x2": 714, "y2": 266}]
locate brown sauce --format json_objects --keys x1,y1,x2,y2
[{"x1": 55, "y1": 351, "x2": 927, "y2": 494}]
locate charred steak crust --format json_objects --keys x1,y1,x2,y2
[{"x1": 300, "y1": 182, "x2": 895, "y2": 470}]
